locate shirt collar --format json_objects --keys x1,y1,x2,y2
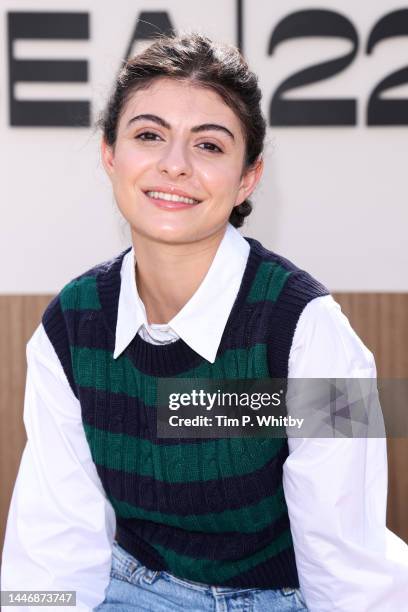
[{"x1": 113, "y1": 222, "x2": 250, "y2": 363}]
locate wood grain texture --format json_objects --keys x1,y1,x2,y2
[
  {"x1": 333, "y1": 293, "x2": 408, "y2": 544},
  {"x1": 0, "y1": 293, "x2": 407, "y2": 556},
  {"x1": 0, "y1": 295, "x2": 53, "y2": 555}
]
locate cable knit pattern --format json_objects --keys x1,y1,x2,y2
[{"x1": 42, "y1": 236, "x2": 329, "y2": 589}]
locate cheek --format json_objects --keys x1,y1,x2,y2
[
  {"x1": 114, "y1": 147, "x2": 149, "y2": 182},
  {"x1": 202, "y1": 166, "x2": 241, "y2": 203}
]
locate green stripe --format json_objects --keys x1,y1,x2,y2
[
  {"x1": 84, "y1": 424, "x2": 285, "y2": 482},
  {"x1": 60, "y1": 276, "x2": 101, "y2": 311},
  {"x1": 151, "y1": 528, "x2": 293, "y2": 584},
  {"x1": 71, "y1": 346, "x2": 157, "y2": 404},
  {"x1": 247, "y1": 261, "x2": 292, "y2": 303},
  {"x1": 71, "y1": 344, "x2": 270, "y2": 403},
  {"x1": 110, "y1": 484, "x2": 287, "y2": 533}
]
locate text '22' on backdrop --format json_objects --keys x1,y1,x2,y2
[{"x1": 2, "y1": 0, "x2": 407, "y2": 292}]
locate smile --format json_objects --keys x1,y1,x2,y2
[{"x1": 145, "y1": 190, "x2": 200, "y2": 205}]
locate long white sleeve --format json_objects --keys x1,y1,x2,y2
[
  {"x1": 1, "y1": 324, "x2": 116, "y2": 611},
  {"x1": 284, "y1": 295, "x2": 408, "y2": 611}
]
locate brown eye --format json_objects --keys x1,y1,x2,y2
[
  {"x1": 197, "y1": 142, "x2": 223, "y2": 153},
  {"x1": 135, "y1": 131, "x2": 162, "y2": 141}
]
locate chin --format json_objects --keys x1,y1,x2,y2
[{"x1": 132, "y1": 223, "x2": 201, "y2": 244}]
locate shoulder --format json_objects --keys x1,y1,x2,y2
[
  {"x1": 245, "y1": 236, "x2": 330, "y2": 305},
  {"x1": 289, "y1": 294, "x2": 377, "y2": 377},
  {"x1": 42, "y1": 246, "x2": 131, "y2": 323},
  {"x1": 246, "y1": 238, "x2": 376, "y2": 376},
  {"x1": 36, "y1": 247, "x2": 131, "y2": 394}
]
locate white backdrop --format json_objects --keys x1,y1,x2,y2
[{"x1": 1, "y1": 0, "x2": 407, "y2": 292}]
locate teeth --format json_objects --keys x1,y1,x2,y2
[{"x1": 146, "y1": 191, "x2": 198, "y2": 204}]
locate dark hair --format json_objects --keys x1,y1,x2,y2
[{"x1": 97, "y1": 31, "x2": 266, "y2": 228}]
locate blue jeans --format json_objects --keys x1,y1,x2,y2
[{"x1": 94, "y1": 540, "x2": 308, "y2": 611}]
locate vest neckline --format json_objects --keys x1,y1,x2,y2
[{"x1": 97, "y1": 237, "x2": 263, "y2": 375}]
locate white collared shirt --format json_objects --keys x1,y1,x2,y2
[
  {"x1": 2, "y1": 223, "x2": 408, "y2": 611},
  {"x1": 114, "y1": 222, "x2": 250, "y2": 363}
]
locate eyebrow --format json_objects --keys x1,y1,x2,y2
[{"x1": 126, "y1": 113, "x2": 235, "y2": 141}]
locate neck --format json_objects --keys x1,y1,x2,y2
[{"x1": 131, "y1": 225, "x2": 228, "y2": 324}]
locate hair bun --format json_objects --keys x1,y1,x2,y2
[{"x1": 229, "y1": 199, "x2": 253, "y2": 228}]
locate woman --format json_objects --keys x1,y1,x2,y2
[{"x1": 2, "y1": 32, "x2": 408, "y2": 612}]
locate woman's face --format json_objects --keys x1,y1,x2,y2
[{"x1": 101, "y1": 77, "x2": 263, "y2": 245}]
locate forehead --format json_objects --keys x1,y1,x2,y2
[{"x1": 120, "y1": 77, "x2": 244, "y2": 134}]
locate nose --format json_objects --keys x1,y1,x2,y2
[{"x1": 157, "y1": 139, "x2": 193, "y2": 178}]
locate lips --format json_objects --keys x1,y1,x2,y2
[
  {"x1": 143, "y1": 191, "x2": 201, "y2": 211},
  {"x1": 143, "y1": 188, "x2": 202, "y2": 203}
]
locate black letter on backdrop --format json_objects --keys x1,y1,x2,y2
[
  {"x1": 268, "y1": 10, "x2": 358, "y2": 126},
  {"x1": 8, "y1": 12, "x2": 89, "y2": 127},
  {"x1": 124, "y1": 11, "x2": 174, "y2": 60},
  {"x1": 236, "y1": 0, "x2": 244, "y2": 54},
  {"x1": 366, "y1": 9, "x2": 408, "y2": 125}
]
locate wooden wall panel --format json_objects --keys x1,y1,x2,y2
[
  {"x1": 333, "y1": 293, "x2": 408, "y2": 544},
  {"x1": 333, "y1": 293, "x2": 408, "y2": 378},
  {"x1": 0, "y1": 295, "x2": 53, "y2": 557},
  {"x1": 1, "y1": 293, "x2": 407, "y2": 558}
]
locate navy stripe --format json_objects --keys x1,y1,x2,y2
[
  {"x1": 116, "y1": 525, "x2": 299, "y2": 589},
  {"x1": 63, "y1": 309, "x2": 113, "y2": 352},
  {"x1": 80, "y1": 387, "x2": 210, "y2": 445},
  {"x1": 116, "y1": 511, "x2": 291, "y2": 562},
  {"x1": 95, "y1": 444, "x2": 287, "y2": 516},
  {"x1": 223, "y1": 546, "x2": 299, "y2": 589}
]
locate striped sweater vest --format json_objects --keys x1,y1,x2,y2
[{"x1": 42, "y1": 236, "x2": 329, "y2": 589}]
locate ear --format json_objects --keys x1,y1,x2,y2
[
  {"x1": 234, "y1": 156, "x2": 264, "y2": 207},
  {"x1": 101, "y1": 138, "x2": 115, "y2": 178}
]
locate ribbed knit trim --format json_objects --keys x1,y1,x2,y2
[
  {"x1": 116, "y1": 523, "x2": 299, "y2": 589},
  {"x1": 42, "y1": 295, "x2": 78, "y2": 397},
  {"x1": 96, "y1": 237, "x2": 263, "y2": 376},
  {"x1": 267, "y1": 269, "x2": 330, "y2": 378}
]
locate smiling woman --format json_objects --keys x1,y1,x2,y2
[
  {"x1": 97, "y1": 37, "x2": 265, "y2": 325},
  {"x1": 100, "y1": 77, "x2": 261, "y2": 255},
  {"x1": 2, "y1": 31, "x2": 408, "y2": 612}
]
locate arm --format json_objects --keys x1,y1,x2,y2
[
  {"x1": 1, "y1": 324, "x2": 116, "y2": 611},
  {"x1": 284, "y1": 295, "x2": 408, "y2": 612}
]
